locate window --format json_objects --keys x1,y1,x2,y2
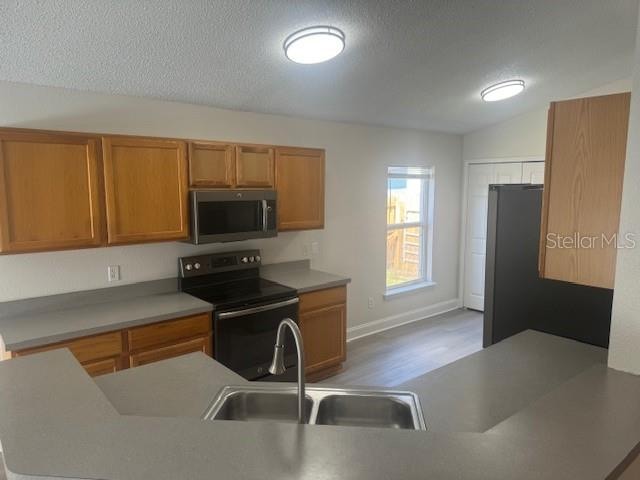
[{"x1": 385, "y1": 166, "x2": 434, "y2": 293}]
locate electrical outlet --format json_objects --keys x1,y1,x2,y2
[
  {"x1": 302, "y1": 244, "x2": 310, "y2": 257},
  {"x1": 311, "y1": 241, "x2": 320, "y2": 256},
  {"x1": 107, "y1": 265, "x2": 121, "y2": 282},
  {"x1": 368, "y1": 297, "x2": 375, "y2": 309}
]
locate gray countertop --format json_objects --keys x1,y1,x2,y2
[
  {"x1": 260, "y1": 260, "x2": 350, "y2": 293},
  {"x1": 398, "y1": 330, "x2": 607, "y2": 432},
  {"x1": 1, "y1": 330, "x2": 638, "y2": 479},
  {"x1": 0, "y1": 261, "x2": 349, "y2": 352},
  {"x1": 0, "y1": 289, "x2": 213, "y2": 351}
]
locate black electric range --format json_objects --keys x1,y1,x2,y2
[{"x1": 179, "y1": 250, "x2": 299, "y2": 381}]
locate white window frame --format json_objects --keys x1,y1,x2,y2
[{"x1": 385, "y1": 166, "x2": 435, "y2": 297}]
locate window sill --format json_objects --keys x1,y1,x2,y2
[{"x1": 383, "y1": 281, "x2": 437, "y2": 300}]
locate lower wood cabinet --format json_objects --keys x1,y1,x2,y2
[
  {"x1": 4, "y1": 313, "x2": 212, "y2": 377},
  {"x1": 299, "y1": 286, "x2": 347, "y2": 381},
  {"x1": 12, "y1": 330, "x2": 123, "y2": 364}
]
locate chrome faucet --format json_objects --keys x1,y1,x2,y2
[{"x1": 268, "y1": 318, "x2": 306, "y2": 424}]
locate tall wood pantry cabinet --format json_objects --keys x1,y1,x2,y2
[{"x1": 539, "y1": 92, "x2": 631, "y2": 289}]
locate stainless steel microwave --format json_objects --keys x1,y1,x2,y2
[{"x1": 189, "y1": 190, "x2": 277, "y2": 244}]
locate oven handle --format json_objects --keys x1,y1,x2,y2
[{"x1": 217, "y1": 297, "x2": 299, "y2": 319}]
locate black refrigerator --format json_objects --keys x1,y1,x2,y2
[{"x1": 483, "y1": 184, "x2": 613, "y2": 348}]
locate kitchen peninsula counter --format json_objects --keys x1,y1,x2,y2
[{"x1": 1, "y1": 330, "x2": 639, "y2": 479}]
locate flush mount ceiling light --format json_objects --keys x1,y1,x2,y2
[
  {"x1": 283, "y1": 26, "x2": 345, "y2": 64},
  {"x1": 481, "y1": 79, "x2": 525, "y2": 102}
]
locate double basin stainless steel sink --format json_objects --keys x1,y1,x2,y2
[{"x1": 202, "y1": 385, "x2": 427, "y2": 430}]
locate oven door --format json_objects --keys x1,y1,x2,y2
[
  {"x1": 214, "y1": 297, "x2": 299, "y2": 381},
  {"x1": 191, "y1": 190, "x2": 277, "y2": 244}
]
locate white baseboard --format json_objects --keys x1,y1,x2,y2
[{"x1": 346, "y1": 298, "x2": 461, "y2": 342}]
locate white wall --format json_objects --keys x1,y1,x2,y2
[
  {"x1": 0, "y1": 81, "x2": 463, "y2": 333},
  {"x1": 463, "y1": 78, "x2": 632, "y2": 161},
  {"x1": 609, "y1": 9, "x2": 640, "y2": 374}
]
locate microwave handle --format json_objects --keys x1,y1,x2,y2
[{"x1": 262, "y1": 199, "x2": 268, "y2": 232}]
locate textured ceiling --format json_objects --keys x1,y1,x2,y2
[{"x1": 0, "y1": 0, "x2": 638, "y2": 133}]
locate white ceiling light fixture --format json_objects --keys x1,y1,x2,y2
[
  {"x1": 284, "y1": 26, "x2": 345, "y2": 64},
  {"x1": 481, "y1": 79, "x2": 525, "y2": 102}
]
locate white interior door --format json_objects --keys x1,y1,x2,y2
[
  {"x1": 522, "y1": 161, "x2": 545, "y2": 184},
  {"x1": 463, "y1": 162, "x2": 523, "y2": 311}
]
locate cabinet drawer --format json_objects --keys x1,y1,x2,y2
[
  {"x1": 127, "y1": 314, "x2": 211, "y2": 352},
  {"x1": 15, "y1": 331, "x2": 123, "y2": 364},
  {"x1": 299, "y1": 286, "x2": 347, "y2": 313},
  {"x1": 83, "y1": 356, "x2": 121, "y2": 377},
  {"x1": 129, "y1": 335, "x2": 211, "y2": 367}
]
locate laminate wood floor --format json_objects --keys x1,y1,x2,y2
[{"x1": 321, "y1": 308, "x2": 483, "y2": 387}]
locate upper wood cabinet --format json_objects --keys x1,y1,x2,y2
[
  {"x1": 0, "y1": 125, "x2": 326, "y2": 255},
  {"x1": 275, "y1": 147, "x2": 325, "y2": 231},
  {"x1": 539, "y1": 92, "x2": 631, "y2": 289},
  {"x1": 235, "y1": 145, "x2": 274, "y2": 188},
  {"x1": 102, "y1": 136, "x2": 189, "y2": 244},
  {"x1": 189, "y1": 141, "x2": 235, "y2": 188},
  {"x1": 0, "y1": 130, "x2": 105, "y2": 253}
]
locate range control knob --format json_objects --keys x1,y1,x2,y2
[
  {"x1": 184, "y1": 263, "x2": 193, "y2": 271},
  {"x1": 194, "y1": 262, "x2": 201, "y2": 270},
  {"x1": 249, "y1": 256, "x2": 255, "y2": 262},
  {"x1": 255, "y1": 255, "x2": 261, "y2": 262},
  {"x1": 241, "y1": 257, "x2": 249, "y2": 263}
]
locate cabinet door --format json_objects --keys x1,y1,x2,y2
[
  {"x1": 102, "y1": 136, "x2": 189, "y2": 244},
  {"x1": 275, "y1": 147, "x2": 325, "y2": 231},
  {"x1": 235, "y1": 145, "x2": 274, "y2": 188},
  {"x1": 300, "y1": 303, "x2": 346, "y2": 374},
  {"x1": 189, "y1": 141, "x2": 235, "y2": 187},
  {"x1": 539, "y1": 93, "x2": 630, "y2": 289},
  {"x1": 129, "y1": 335, "x2": 211, "y2": 367},
  {"x1": 0, "y1": 130, "x2": 104, "y2": 253}
]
